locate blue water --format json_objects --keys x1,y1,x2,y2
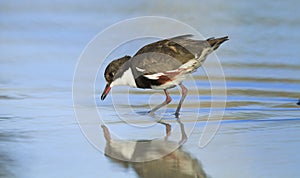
[{"x1": 1, "y1": 0, "x2": 300, "y2": 178}]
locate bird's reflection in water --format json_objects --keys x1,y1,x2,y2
[{"x1": 101, "y1": 119, "x2": 207, "y2": 178}]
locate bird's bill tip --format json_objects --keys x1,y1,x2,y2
[{"x1": 101, "y1": 84, "x2": 111, "y2": 100}]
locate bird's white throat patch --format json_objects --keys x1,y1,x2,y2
[{"x1": 110, "y1": 68, "x2": 137, "y2": 87}]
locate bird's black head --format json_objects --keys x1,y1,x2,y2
[
  {"x1": 101, "y1": 55, "x2": 131, "y2": 100},
  {"x1": 104, "y1": 55, "x2": 131, "y2": 84}
]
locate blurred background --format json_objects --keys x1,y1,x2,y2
[{"x1": 1, "y1": 0, "x2": 300, "y2": 177}]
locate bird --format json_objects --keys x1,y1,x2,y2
[{"x1": 101, "y1": 34, "x2": 228, "y2": 116}]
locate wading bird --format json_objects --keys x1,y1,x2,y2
[{"x1": 101, "y1": 35, "x2": 228, "y2": 116}]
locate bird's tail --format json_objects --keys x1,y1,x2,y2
[{"x1": 206, "y1": 36, "x2": 229, "y2": 50}]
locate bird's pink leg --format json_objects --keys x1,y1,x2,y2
[
  {"x1": 149, "y1": 89, "x2": 172, "y2": 114},
  {"x1": 175, "y1": 83, "x2": 188, "y2": 117}
]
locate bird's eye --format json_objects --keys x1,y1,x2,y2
[{"x1": 109, "y1": 72, "x2": 114, "y2": 77}]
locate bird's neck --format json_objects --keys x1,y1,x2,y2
[{"x1": 110, "y1": 67, "x2": 137, "y2": 88}]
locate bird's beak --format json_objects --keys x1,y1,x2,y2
[{"x1": 101, "y1": 84, "x2": 111, "y2": 100}]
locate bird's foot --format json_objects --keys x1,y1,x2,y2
[{"x1": 174, "y1": 112, "x2": 180, "y2": 118}]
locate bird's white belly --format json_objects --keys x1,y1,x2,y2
[{"x1": 151, "y1": 73, "x2": 187, "y2": 90}]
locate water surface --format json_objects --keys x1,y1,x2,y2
[{"x1": 1, "y1": 0, "x2": 300, "y2": 177}]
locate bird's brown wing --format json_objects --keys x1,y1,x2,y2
[
  {"x1": 169, "y1": 35, "x2": 211, "y2": 56},
  {"x1": 131, "y1": 52, "x2": 183, "y2": 74},
  {"x1": 132, "y1": 38, "x2": 195, "y2": 74}
]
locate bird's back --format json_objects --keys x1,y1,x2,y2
[
  {"x1": 134, "y1": 38, "x2": 195, "y2": 65},
  {"x1": 131, "y1": 35, "x2": 211, "y2": 74}
]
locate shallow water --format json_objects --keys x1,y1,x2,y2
[{"x1": 1, "y1": 0, "x2": 300, "y2": 178}]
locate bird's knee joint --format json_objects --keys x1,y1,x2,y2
[{"x1": 166, "y1": 96, "x2": 172, "y2": 104}]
